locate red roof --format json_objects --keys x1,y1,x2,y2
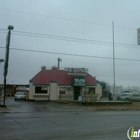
[{"x1": 30, "y1": 70, "x2": 97, "y2": 85}]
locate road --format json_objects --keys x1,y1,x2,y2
[{"x1": 0, "y1": 98, "x2": 139, "y2": 140}]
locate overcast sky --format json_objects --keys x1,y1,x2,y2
[{"x1": 0, "y1": 0, "x2": 140, "y2": 87}]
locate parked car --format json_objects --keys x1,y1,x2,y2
[
  {"x1": 119, "y1": 93, "x2": 133, "y2": 101},
  {"x1": 129, "y1": 94, "x2": 140, "y2": 101},
  {"x1": 14, "y1": 92, "x2": 27, "y2": 101}
]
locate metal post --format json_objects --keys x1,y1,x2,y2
[
  {"x1": 57, "y1": 57, "x2": 62, "y2": 70},
  {"x1": 0, "y1": 60, "x2": 4, "y2": 73},
  {"x1": 3, "y1": 25, "x2": 14, "y2": 106},
  {"x1": 58, "y1": 59, "x2": 60, "y2": 69},
  {"x1": 112, "y1": 21, "x2": 116, "y2": 100}
]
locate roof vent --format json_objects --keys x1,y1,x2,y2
[
  {"x1": 41, "y1": 66, "x2": 46, "y2": 70},
  {"x1": 52, "y1": 66, "x2": 58, "y2": 70}
]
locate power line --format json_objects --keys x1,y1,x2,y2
[
  {"x1": 11, "y1": 32, "x2": 115, "y2": 46},
  {"x1": 12, "y1": 30, "x2": 139, "y2": 47},
  {"x1": 0, "y1": 31, "x2": 7, "y2": 34},
  {"x1": 1, "y1": 46, "x2": 140, "y2": 62},
  {"x1": 0, "y1": 8, "x2": 137, "y2": 30},
  {"x1": 0, "y1": 29, "x2": 140, "y2": 49},
  {"x1": 10, "y1": 31, "x2": 140, "y2": 49},
  {"x1": 13, "y1": 30, "x2": 113, "y2": 44},
  {"x1": 0, "y1": 29, "x2": 7, "y2": 31}
]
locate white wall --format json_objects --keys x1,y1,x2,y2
[
  {"x1": 50, "y1": 83, "x2": 58, "y2": 100},
  {"x1": 95, "y1": 84, "x2": 102, "y2": 100},
  {"x1": 29, "y1": 83, "x2": 33, "y2": 100}
]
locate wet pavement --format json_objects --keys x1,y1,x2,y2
[
  {"x1": 4, "y1": 98, "x2": 89, "y2": 113},
  {"x1": 0, "y1": 98, "x2": 140, "y2": 140}
]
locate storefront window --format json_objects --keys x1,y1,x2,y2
[
  {"x1": 83, "y1": 88, "x2": 95, "y2": 94},
  {"x1": 35, "y1": 86, "x2": 48, "y2": 94},
  {"x1": 83, "y1": 88, "x2": 89, "y2": 94}
]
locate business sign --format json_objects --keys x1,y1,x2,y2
[
  {"x1": 59, "y1": 87, "x2": 66, "y2": 94},
  {"x1": 71, "y1": 77, "x2": 86, "y2": 86},
  {"x1": 64, "y1": 68, "x2": 88, "y2": 75},
  {"x1": 78, "y1": 96, "x2": 83, "y2": 101}
]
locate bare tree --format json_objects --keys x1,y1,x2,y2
[{"x1": 131, "y1": 86, "x2": 140, "y2": 91}]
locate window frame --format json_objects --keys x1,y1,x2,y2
[{"x1": 34, "y1": 86, "x2": 49, "y2": 94}]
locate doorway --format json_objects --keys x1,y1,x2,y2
[{"x1": 74, "y1": 86, "x2": 80, "y2": 100}]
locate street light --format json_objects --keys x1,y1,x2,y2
[
  {"x1": 0, "y1": 59, "x2": 4, "y2": 62},
  {"x1": 3, "y1": 25, "x2": 14, "y2": 106},
  {"x1": 8, "y1": 25, "x2": 14, "y2": 30}
]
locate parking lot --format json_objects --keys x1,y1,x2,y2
[
  {"x1": 3, "y1": 98, "x2": 89, "y2": 113},
  {"x1": 1, "y1": 97, "x2": 140, "y2": 112},
  {"x1": 0, "y1": 98, "x2": 140, "y2": 140}
]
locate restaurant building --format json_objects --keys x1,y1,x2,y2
[{"x1": 29, "y1": 67, "x2": 102, "y2": 101}]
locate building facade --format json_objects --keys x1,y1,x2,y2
[
  {"x1": 29, "y1": 68, "x2": 102, "y2": 101},
  {"x1": 0, "y1": 84, "x2": 29, "y2": 97}
]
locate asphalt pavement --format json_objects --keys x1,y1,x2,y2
[{"x1": 0, "y1": 98, "x2": 140, "y2": 140}]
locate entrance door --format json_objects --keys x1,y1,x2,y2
[{"x1": 74, "y1": 86, "x2": 80, "y2": 100}]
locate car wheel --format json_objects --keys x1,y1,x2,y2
[{"x1": 14, "y1": 98, "x2": 17, "y2": 101}]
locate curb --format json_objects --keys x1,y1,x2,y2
[
  {"x1": 53, "y1": 101, "x2": 70, "y2": 104},
  {"x1": 88, "y1": 107, "x2": 140, "y2": 111}
]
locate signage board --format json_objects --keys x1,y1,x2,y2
[
  {"x1": 71, "y1": 77, "x2": 86, "y2": 86},
  {"x1": 78, "y1": 96, "x2": 83, "y2": 101},
  {"x1": 59, "y1": 87, "x2": 66, "y2": 94},
  {"x1": 64, "y1": 68, "x2": 88, "y2": 73}
]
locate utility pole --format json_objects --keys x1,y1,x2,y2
[
  {"x1": 112, "y1": 21, "x2": 116, "y2": 100},
  {"x1": 3, "y1": 25, "x2": 14, "y2": 106},
  {"x1": 57, "y1": 57, "x2": 62, "y2": 69}
]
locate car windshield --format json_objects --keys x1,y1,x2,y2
[{"x1": 16, "y1": 92, "x2": 25, "y2": 95}]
